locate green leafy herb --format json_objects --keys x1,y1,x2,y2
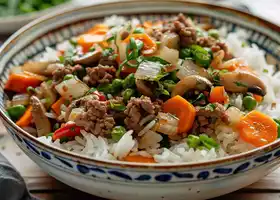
[
  {"x1": 107, "y1": 33, "x2": 116, "y2": 42},
  {"x1": 133, "y1": 27, "x2": 145, "y2": 34},
  {"x1": 179, "y1": 48, "x2": 192, "y2": 59},
  {"x1": 162, "y1": 80, "x2": 176, "y2": 92},
  {"x1": 190, "y1": 45, "x2": 212, "y2": 68},
  {"x1": 122, "y1": 88, "x2": 135, "y2": 102},
  {"x1": 234, "y1": 81, "x2": 248, "y2": 88},
  {"x1": 191, "y1": 93, "x2": 206, "y2": 104},
  {"x1": 142, "y1": 56, "x2": 170, "y2": 65},
  {"x1": 102, "y1": 48, "x2": 114, "y2": 57}
]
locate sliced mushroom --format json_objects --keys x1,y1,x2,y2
[
  {"x1": 64, "y1": 94, "x2": 99, "y2": 121},
  {"x1": 73, "y1": 50, "x2": 102, "y2": 65},
  {"x1": 30, "y1": 96, "x2": 51, "y2": 137},
  {"x1": 171, "y1": 75, "x2": 212, "y2": 97},
  {"x1": 220, "y1": 71, "x2": 267, "y2": 96},
  {"x1": 22, "y1": 61, "x2": 55, "y2": 76},
  {"x1": 136, "y1": 79, "x2": 153, "y2": 97}
]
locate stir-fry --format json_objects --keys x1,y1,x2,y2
[{"x1": 4, "y1": 14, "x2": 280, "y2": 163}]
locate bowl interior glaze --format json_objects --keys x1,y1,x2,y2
[{"x1": 0, "y1": 0, "x2": 280, "y2": 170}]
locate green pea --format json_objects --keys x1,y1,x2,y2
[
  {"x1": 179, "y1": 48, "x2": 192, "y2": 59},
  {"x1": 63, "y1": 74, "x2": 74, "y2": 81},
  {"x1": 7, "y1": 105, "x2": 26, "y2": 120},
  {"x1": 111, "y1": 79, "x2": 123, "y2": 93},
  {"x1": 243, "y1": 96, "x2": 257, "y2": 111},
  {"x1": 186, "y1": 135, "x2": 201, "y2": 149},
  {"x1": 163, "y1": 80, "x2": 176, "y2": 92},
  {"x1": 208, "y1": 29, "x2": 219, "y2": 39},
  {"x1": 97, "y1": 84, "x2": 112, "y2": 94},
  {"x1": 122, "y1": 74, "x2": 135, "y2": 89},
  {"x1": 111, "y1": 126, "x2": 126, "y2": 142},
  {"x1": 122, "y1": 88, "x2": 135, "y2": 102}
]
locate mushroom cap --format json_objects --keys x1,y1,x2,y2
[
  {"x1": 220, "y1": 70, "x2": 267, "y2": 96},
  {"x1": 171, "y1": 75, "x2": 212, "y2": 97},
  {"x1": 135, "y1": 79, "x2": 154, "y2": 97},
  {"x1": 73, "y1": 50, "x2": 102, "y2": 65},
  {"x1": 30, "y1": 96, "x2": 51, "y2": 137}
]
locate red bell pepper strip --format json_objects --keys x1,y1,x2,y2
[{"x1": 52, "y1": 123, "x2": 82, "y2": 141}]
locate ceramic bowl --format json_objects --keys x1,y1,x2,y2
[{"x1": 1, "y1": 1, "x2": 280, "y2": 200}]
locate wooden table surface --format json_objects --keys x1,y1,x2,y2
[{"x1": 0, "y1": 120, "x2": 280, "y2": 200}]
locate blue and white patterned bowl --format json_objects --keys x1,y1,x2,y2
[{"x1": 1, "y1": 1, "x2": 280, "y2": 199}]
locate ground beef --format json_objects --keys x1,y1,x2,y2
[
  {"x1": 124, "y1": 96, "x2": 162, "y2": 132},
  {"x1": 192, "y1": 103, "x2": 229, "y2": 134},
  {"x1": 178, "y1": 26, "x2": 197, "y2": 47},
  {"x1": 83, "y1": 64, "x2": 116, "y2": 86},
  {"x1": 52, "y1": 64, "x2": 83, "y2": 84},
  {"x1": 151, "y1": 28, "x2": 163, "y2": 41},
  {"x1": 211, "y1": 41, "x2": 232, "y2": 60},
  {"x1": 196, "y1": 36, "x2": 216, "y2": 47},
  {"x1": 75, "y1": 100, "x2": 115, "y2": 136}
]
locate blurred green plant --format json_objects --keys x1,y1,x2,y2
[{"x1": 0, "y1": 0, "x2": 70, "y2": 16}]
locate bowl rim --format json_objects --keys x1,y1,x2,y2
[{"x1": 1, "y1": 0, "x2": 280, "y2": 169}]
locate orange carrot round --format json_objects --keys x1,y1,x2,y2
[
  {"x1": 124, "y1": 155, "x2": 155, "y2": 163},
  {"x1": 208, "y1": 86, "x2": 228, "y2": 104},
  {"x1": 163, "y1": 95, "x2": 196, "y2": 134},
  {"x1": 237, "y1": 110, "x2": 277, "y2": 147}
]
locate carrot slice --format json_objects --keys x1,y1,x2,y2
[
  {"x1": 237, "y1": 110, "x2": 277, "y2": 147},
  {"x1": 5, "y1": 73, "x2": 42, "y2": 93},
  {"x1": 124, "y1": 155, "x2": 156, "y2": 163},
  {"x1": 77, "y1": 34, "x2": 105, "y2": 53},
  {"x1": 123, "y1": 33, "x2": 157, "y2": 55},
  {"x1": 16, "y1": 106, "x2": 32, "y2": 127},
  {"x1": 51, "y1": 97, "x2": 65, "y2": 116},
  {"x1": 86, "y1": 24, "x2": 109, "y2": 34},
  {"x1": 143, "y1": 21, "x2": 152, "y2": 29},
  {"x1": 253, "y1": 94, "x2": 263, "y2": 103},
  {"x1": 163, "y1": 95, "x2": 196, "y2": 134},
  {"x1": 208, "y1": 86, "x2": 228, "y2": 104}
]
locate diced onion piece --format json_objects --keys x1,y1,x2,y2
[
  {"x1": 177, "y1": 60, "x2": 202, "y2": 80},
  {"x1": 55, "y1": 77, "x2": 89, "y2": 100},
  {"x1": 226, "y1": 106, "x2": 243, "y2": 125},
  {"x1": 161, "y1": 32, "x2": 180, "y2": 50},
  {"x1": 157, "y1": 46, "x2": 179, "y2": 66},
  {"x1": 68, "y1": 108, "x2": 84, "y2": 122},
  {"x1": 118, "y1": 42, "x2": 127, "y2": 62},
  {"x1": 12, "y1": 94, "x2": 30, "y2": 106},
  {"x1": 154, "y1": 112, "x2": 179, "y2": 136},
  {"x1": 135, "y1": 61, "x2": 162, "y2": 80}
]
